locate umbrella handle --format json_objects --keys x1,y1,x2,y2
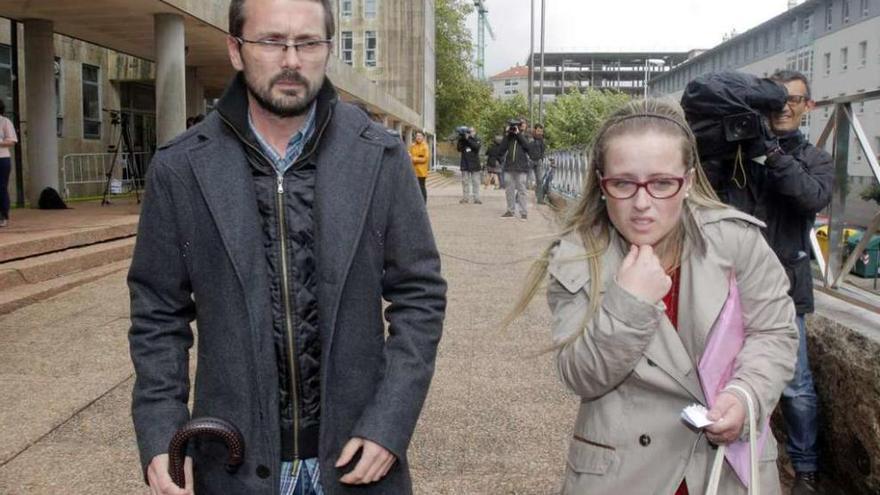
[{"x1": 167, "y1": 417, "x2": 246, "y2": 488}]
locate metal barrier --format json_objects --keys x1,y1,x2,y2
[
  {"x1": 546, "y1": 147, "x2": 590, "y2": 199},
  {"x1": 61, "y1": 152, "x2": 151, "y2": 199},
  {"x1": 813, "y1": 89, "x2": 880, "y2": 289}
]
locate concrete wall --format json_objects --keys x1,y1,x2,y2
[
  {"x1": 772, "y1": 292, "x2": 880, "y2": 494},
  {"x1": 1, "y1": 19, "x2": 157, "y2": 204}
]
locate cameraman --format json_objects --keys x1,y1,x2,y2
[
  {"x1": 457, "y1": 127, "x2": 482, "y2": 204},
  {"x1": 500, "y1": 119, "x2": 532, "y2": 220},
  {"x1": 711, "y1": 70, "x2": 833, "y2": 495}
]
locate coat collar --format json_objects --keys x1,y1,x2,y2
[
  {"x1": 183, "y1": 84, "x2": 394, "y2": 356},
  {"x1": 549, "y1": 207, "x2": 756, "y2": 403}
]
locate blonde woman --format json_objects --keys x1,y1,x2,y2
[{"x1": 508, "y1": 99, "x2": 798, "y2": 494}]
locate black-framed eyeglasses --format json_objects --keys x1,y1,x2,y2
[
  {"x1": 598, "y1": 173, "x2": 687, "y2": 200},
  {"x1": 235, "y1": 36, "x2": 332, "y2": 60},
  {"x1": 785, "y1": 95, "x2": 809, "y2": 105}
]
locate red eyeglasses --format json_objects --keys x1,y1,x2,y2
[{"x1": 598, "y1": 173, "x2": 687, "y2": 200}]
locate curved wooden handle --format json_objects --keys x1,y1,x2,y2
[{"x1": 167, "y1": 417, "x2": 245, "y2": 488}]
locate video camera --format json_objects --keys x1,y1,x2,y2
[
  {"x1": 455, "y1": 125, "x2": 470, "y2": 137},
  {"x1": 680, "y1": 71, "x2": 787, "y2": 162},
  {"x1": 507, "y1": 119, "x2": 523, "y2": 134}
]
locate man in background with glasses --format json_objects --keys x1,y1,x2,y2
[
  {"x1": 128, "y1": 1, "x2": 446, "y2": 494},
  {"x1": 709, "y1": 69, "x2": 833, "y2": 495}
]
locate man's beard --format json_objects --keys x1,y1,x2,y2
[{"x1": 244, "y1": 67, "x2": 323, "y2": 118}]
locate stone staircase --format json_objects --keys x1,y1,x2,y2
[{"x1": 0, "y1": 200, "x2": 140, "y2": 315}]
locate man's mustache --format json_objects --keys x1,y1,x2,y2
[{"x1": 271, "y1": 70, "x2": 309, "y2": 88}]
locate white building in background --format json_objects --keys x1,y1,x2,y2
[
  {"x1": 650, "y1": 0, "x2": 880, "y2": 224},
  {"x1": 489, "y1": 65, "x2": 529, "y2": 100}
]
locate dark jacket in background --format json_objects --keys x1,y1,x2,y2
[
  {"x1": 485, "y1": 142, "x2": 504, "y2": 173},
  {"x1": 530, "y1": 137, "x2": 546, "y2": 162},
  {"x1": 706, "y1": 130, "x2": 833, "y2": 314},
  {"x1": 128, "y1": 75, "x2": 447, "y2": 494},
  {"x1": 457, "y1": 135, "x2": 482, "y2": 172},
  {"x1": 501, "y1": 132, "x2": 532, "y2": 172}
]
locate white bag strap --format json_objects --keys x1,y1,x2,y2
[{"x1": 703, "y1": 385, "x2": 759, "y2": 495}]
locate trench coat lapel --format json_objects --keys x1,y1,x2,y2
[
  {"x1": 187, "y1": 133, "x2": 264, "y2": 311},
  {"x1": 314, "y1": 119, "x2": 385, "y2": 353}
]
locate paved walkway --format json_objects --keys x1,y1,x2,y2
[{"x1": 0, "y1": 180, "x2": 577, "y2": 494}]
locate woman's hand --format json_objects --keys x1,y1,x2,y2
[
  {"x1": 616, "y1": 245, "x2": 671, "y2": 304},
  {"x1": 705, "y1": 392, "x2": 747, "y2": 444}
]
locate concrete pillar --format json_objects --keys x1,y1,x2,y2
[
  {"x1": 23, "y1": 19, "x2": 59, "y2": 206},
  {"x1": 403, "y1": 126, "x2": 413, "y2": 147},
  {"x1": 186, "y1": 66, "x2": 206, "y2": 118},
  {"x1": 155, "y1": 14, "x2": 187, "y2": 145}
]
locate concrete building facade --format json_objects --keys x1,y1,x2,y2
[
  {"x1": 528, "y1": 51, "x2": 691, "y2": 101},
  {"x1": 650, "y1": 0, "x2": 880, "y2": 224},
  {"x1": 0, "y1": 0, "x2": 435, "y2": 207},
  {"x1": 489, "y1": 65, "x2": 529, "y2": 101}
]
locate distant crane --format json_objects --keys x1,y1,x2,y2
[{"x1": 474, "y1": 0, "x2": 496, "y2": 80}]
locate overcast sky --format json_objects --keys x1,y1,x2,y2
[{"x1": 467, "y1": 0, "x2": 796, "y2": 77}]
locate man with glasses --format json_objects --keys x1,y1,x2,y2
[
  {"x1": 709, "y1": 69, "x2": 833, "y2": 495},
  {"x1": 128, "y1": 1, "x2": 447, "y2": 494}
]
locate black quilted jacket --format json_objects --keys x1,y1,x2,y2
[{"x1": 216, "y1": 74, "x2": 331, "y2": 460}]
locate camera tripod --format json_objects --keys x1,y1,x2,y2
[{"x1": 101, "y1": 110, "x2": 142, "y2": 205}]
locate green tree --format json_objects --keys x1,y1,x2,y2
[
  {"x1": 860, "y1": 183, "x2": 880, "y2": 205},
  {"x1": 542, "y1": 89, "x2": 630, "y2": 149},
  {"x1": 476, "y1": 94, "x2": 529, "y2": 144},
  {"x1": 435, "y1": 0, "x2": 491, "y2": 137}
]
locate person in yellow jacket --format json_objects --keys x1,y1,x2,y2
[{"x1": 409, "y1": 131, "x2": 430, "y2": 202}]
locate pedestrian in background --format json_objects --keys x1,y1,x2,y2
[
  {"x1": 409, "y1": 130, "x2": 430, "y2": 202},
  {"x1": 0, "y1": 100, "x2": 18, "y2": 228},
  {"x1": 485, "y1": 135, "x2": 504, "y2": 190},
  {"x1": 500, "y1": 118, "x2": 532, "y2": 220},
  {"x1": 505, "y1": 99, "x2": 797, "y2": 494},
  {"x1": 457, "y1": 127, "x2": 482, "y2": 204}
]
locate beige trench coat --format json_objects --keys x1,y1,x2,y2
[{"x1": 547, "y1": 207, "x2": 799, "y2": 495}]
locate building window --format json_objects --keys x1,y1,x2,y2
[
  {"x1": 753, "y1": 38, "x2": 759, "y2": 58},
  {"x1": 860, "y1": 0, "x2": 869, "y2": 16},
  {"x1": 0, "y1": 44, "x2": 11, "y2": 119},
  {"x1": 825, "y1": 2, "x2": 833, "y2": 29},
  {"x1": 341, "y1": 31, "x2": 353, "y2": 65},
  {"x1": 55, "y1": 58, "x2": 63, "y2": 137},
  {"x1": 858, "y1": 101, "x2": 865, "y2": 114},
  {"x1": 775, "y1": 26, "x2": 782, "y2": 48},
  {"x1": 764, "y1": 31, "x2": 771, "y2": 53},
  {"x1": 802, "y1": 14, "x2": 811, "y2": 33},
  {"x1": 364, "y1": 0, "x2": 377, "y2": 19},
  {"x1": 841, "y1": 47, "x2": 848, "y2": 70},
  {"x1": 364, "y1": 31, "x2": 377, "y2": 68},
  {"x1": 842, "y1": 0, "x2": 850, "y2": 23},
  {"x1": 82, "y1": 64, "x2": 101, "y2": 139},
  {"x1": 341, "y1": 0, "x2": 352, "y2": 17},
  {"x1": 858, "y1": 41, "x2": 867, "y2": 67},
  {"x1": 824, "y1": 52, "x2": 832, "y2": 75}
]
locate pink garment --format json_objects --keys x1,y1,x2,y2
[
  {"x1": 0, "y1": 116, "x2": 17, "y2": 159},
  {"x1": 698, "y1": 274, "x2": 769, "y2": 488}
]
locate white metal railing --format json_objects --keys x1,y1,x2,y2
[
  {"x1": 813, "y1": 89, "x2": 880, "y2": 289},
  {"x1": 61, "y1": 152, "x2": 150, "y2": 199},
  {"x1": 545, "y1": 147, "x2": 589, "y2": 199}
]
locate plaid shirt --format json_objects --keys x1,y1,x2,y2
[
  {"x1": 248, "y1": 103, "x2": 317, "y2": 175},
  {"x1": 280, "y1": 459, "x2": 323, "y2": 495}
]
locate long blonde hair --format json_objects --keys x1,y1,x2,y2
[{"x1": 502, "y1": 99, "x2": 726, "y2": 344}]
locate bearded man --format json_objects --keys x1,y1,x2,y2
[{"x1": 127, "y1": 1, "x2": 447, "y2": 494}]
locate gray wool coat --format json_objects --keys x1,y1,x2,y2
[{"x1": 128, "y1": 100, "x2": 447, "y2": 494}]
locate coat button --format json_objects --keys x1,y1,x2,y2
[
  {"x1": 639, "y1": 434, "x2": 652, "y2": 447},
  {"x1": 256, "y1": 465, "x2": 271, "y2": 479}
]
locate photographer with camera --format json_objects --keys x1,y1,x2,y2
[
  {"x1": 686, "y1": 70, "x2": 832, "y2": 495},
  {"x1": 456, "y1": 126, "x2": 482, "y2": 204},
  {"x1": 500, "y1": 118, "x2": 533, "y2": 220}
]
